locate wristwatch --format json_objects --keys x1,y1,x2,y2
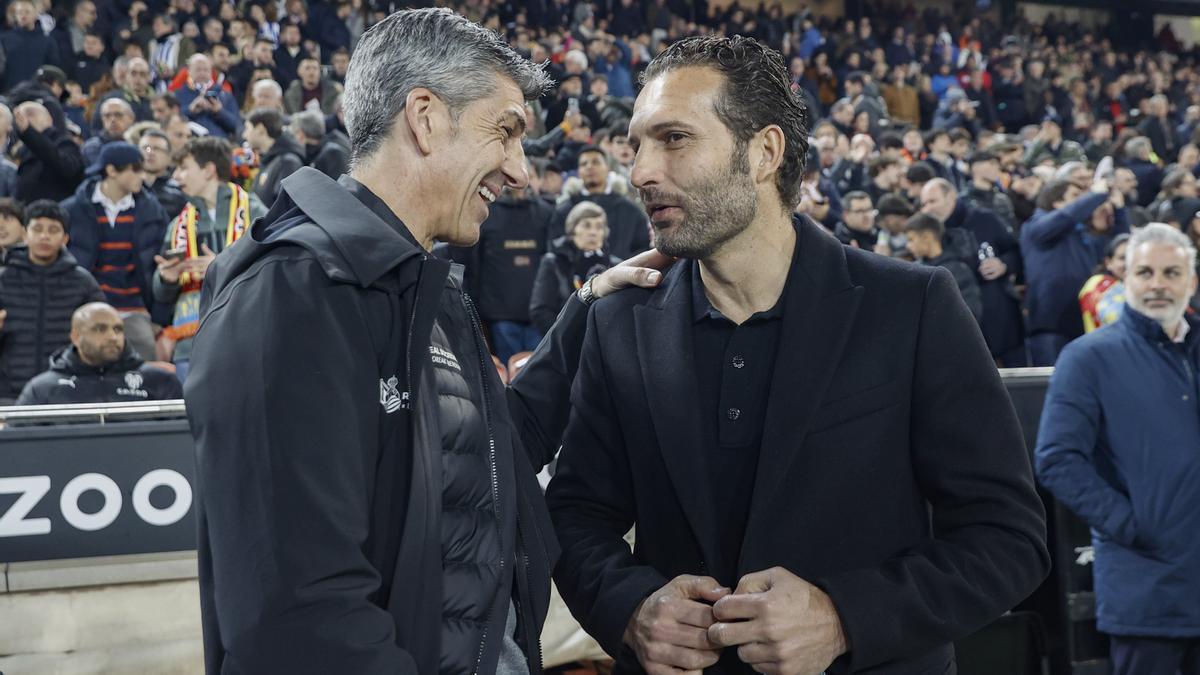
[{"x1": 577, "y1": 277, "x2": 597, "y2": 306}]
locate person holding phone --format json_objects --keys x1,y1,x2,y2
[{"x1": 176, "y1": 53, "x2": 242, "y2": 138}]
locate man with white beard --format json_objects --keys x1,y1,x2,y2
[{"x1": 1036, "y1": 222, "x2": 1200, "y2": 675}]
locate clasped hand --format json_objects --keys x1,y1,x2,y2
[{"x1": 627, "y1": 567, "x2": 848, "y2": 675}]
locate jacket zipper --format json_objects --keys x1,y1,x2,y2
[
  {"x1": 463, "y1": 291, "x2": 504, "y2": 675},
  {"x1": 400, "y1": 258, "x2": 424, "y2": 411},
  {"x1": 34, "y1": 268, "x2": 46, "y2": 376}
]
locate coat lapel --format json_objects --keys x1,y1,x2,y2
[
  {"x1": 741, "y1": 221, "x2": 863, "y2": 562},
  {"x1": 634, "y1": 261, "x2": 726, "y2": 573}
]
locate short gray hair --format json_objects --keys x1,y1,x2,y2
[
  {"x1": 291, "y1": 109, "x2": 325, "y2": 141},
  {"x1": 342, "y1": 7, "x2": 551, "y2": 166},
  {"x1": 565, "y1": 201, "x2": 606, "y2": 235},
  {"x1": 253, "y1": 79, "x2": 283, "y2": 99},
  {"x1": 1127, "y1": 222, "x2": 1198, "y2": 274},
  {"x1": 1127, "y1": 136, "x2": 1152, "y2": 160}
]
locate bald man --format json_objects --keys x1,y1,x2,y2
[
  {"x1": 13, "y1": 101, "x2": 85, "y2": 202},
  {"x1": 176, "y1": 54, "x2": 242, "y2": 138},
  {"x1": 15, "y1": 302, "x2": 182, "y2": 405}
]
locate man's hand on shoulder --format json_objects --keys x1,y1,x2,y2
[
  {"x1": 709, "y1": 566, "x2": 849, "y2": 675},
  {"x1": 587, "y1": 248, "x2": 675, "y2": 301}
]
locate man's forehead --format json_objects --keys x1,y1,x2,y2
[
  {"x1": 630, "y1": 68, "x2": 722, "y2": 137},
  {"x1": 1132, "y1": 242, "x2": 1190, "y2": 266}
]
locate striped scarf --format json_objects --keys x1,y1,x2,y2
[{"x1": 162, "y1": 183, "x2": 253, "y2": 341}]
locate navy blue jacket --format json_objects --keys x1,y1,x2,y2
[
  {"x1": 1035, "y1": 307, "x2": 1200, "y2": 637},
  {"x1": 175, "y1": 85, "x2": 242, "y2": 138},
  {"x1": 62, "y1": 178, "x2": 170, "y2": 323},
  {"x1": 0, "y1": 27, "x2": 60, "y2": 93},
  {"x1": 1020, "y1": 193, "x2": 1129, "y2": 336}
]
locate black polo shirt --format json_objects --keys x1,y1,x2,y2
[{"x1": 689, "y1": 243, "x2": 794, "y2": 586}]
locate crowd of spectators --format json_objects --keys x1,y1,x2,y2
[{"x1": 0, "y1": 0, "x2": 1199, "y2": 402}]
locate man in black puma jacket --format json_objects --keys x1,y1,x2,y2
[{"x1": 184, "y1": 10, "x2": 665, "y2": 675}]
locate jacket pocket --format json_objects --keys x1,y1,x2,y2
[{"x1": 808, "y1": 379, "x2": 902, "y2": 435}]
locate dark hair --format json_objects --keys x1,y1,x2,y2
[
  {"x1": 154, "y1": 91, "x2": 180, "y2": 110},
  {"x1": 845, "y1": 70, "x2": 867, "y2": 86},
  {"x1": 842, "y1": 190, "x2": 871, "y2": 208},
  {"x1": 923, "y1": 129, "x2": 949, "y2": 147},
  {"x1": 1037, "y1": 179, "x2": 1074, "y2": 211},
  {"x1": 25, "y1": 199, "x2": 70, "y2": 232},
  {"x1": 332, "y1": 46, "x2": 350, "y2": 58},
  {"x1": 948, "y1": 128, "x2": 972, "y2": 143},
  {"x1": 591, "y1": 73, "x2": 609, "y2": 85},
  {"x1": 876, "y1": 193, "x2": 913, "y2": 218},
  {"x1": 0, "y1": 198, "x2": 25, "y2": 225},
  {"x1": 867, "y1": 155, "x2": 900, "y2": 178},
  {"x1": 255, "y1": 36, "x2": 276, "y2": 47},
  {"x1": 904, "y1": 212, "x2": 944, "y2": 237},
  {"x1": 639, "y1": 35, "x2": 810, "y2": 209},
  {"x1": 906, "y1": 161, "x2": 936, "y2": 183},
  {"x1": 577, "y1": 144, "x2": 606, "y2": 160},
  {"x1": 177, "y1": 137, "x2": 233, "y2": 182},
  {"x1": 247, "y1": 107, "x2": 285, "y2": 139},
  {"x1": 878, "y1": 132, "x2": 903, "y2": 150},
  {"x1": 298, "y1": 54, "x2": 321, "y2": 68}
]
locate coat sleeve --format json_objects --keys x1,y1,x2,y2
[
  {"x1": 505, "y1": 282, "x2": 589, "y2": 471},
  {"x1": 1022, "y1": 193, "x2": 1105, "y2": 248},
  {"x1": 545, "y1": 305, "x2": 670, "y2": 660},
  {"x1": 528, "y1": 254, "x2": 563, "y2": 335},
  {"x1": 20, "y1": 127, "x2": 84, "y2": 183},
  {"x1": 814, "y1": 268, "x2": 1049, "y2": 672},
  {"x1": 1034, "y1": 342, "x2": 1140, "y2": 547},
  {"x1": 185, "y1": 258, "x2": 420, "y2": 674}
]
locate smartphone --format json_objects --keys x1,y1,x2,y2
[
  {"x1": 204, "y1": 89, "x2": 220, "y2": 100},
  {"x1": 163, "y1": 247, "x2": 187, "y2": 261}
]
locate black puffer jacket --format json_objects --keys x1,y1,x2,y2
[
  {"x1": 187, "y1": 168, "x2": 586, "y2": 674},
  {"x1": 0, "y1": 246, "x2": 104, "y2": 400},
  {"x1": 16, "y1": 344, "x2": 181, "y2": 405}
]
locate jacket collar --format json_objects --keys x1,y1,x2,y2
[
  {"x1": 276, "y1": 167, "x2": 425, "y2": 288},
  {"x1": 1122, "y1": 304, "x2": 1200, "y2": 345}
]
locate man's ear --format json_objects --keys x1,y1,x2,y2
[
  {"x1": 403, "y1": 87, "x2": 450, "y2": 157},
  {"x1": 753, "y1": 124, "x2": 786, "y2": 186}
]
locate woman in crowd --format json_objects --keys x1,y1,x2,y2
[{"x1": 529, "y1": 201, "x2": 621, "y2": 334}]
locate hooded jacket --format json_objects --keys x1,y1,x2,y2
[
  {"x1": 251, "y1": 132, "x2": 306, "y2": 206},
  {"x1": 0, "y1": 245, "x2": 104, "y2": 399},
  {"x1": 16, "y1": 343, "x2": 181, "y2": 405},
  {"x1": 15, "y1": 124, "x2": 84, "y2": 203},
  {"x1": 186, "y1": 168, "x2": 587, "y2": 674}
]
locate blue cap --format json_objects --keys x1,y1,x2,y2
[{"x1": 87, "y1": 141, "x2": 143, "y2": 177}]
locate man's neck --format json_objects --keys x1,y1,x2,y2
[
  {"x1": 926, "y1": 244, "x2": 944, "y2": 260},
  {"x1": 259, "y1": 137, "x2": 275, "y2": 154},
  {"x1": 1160, "y1": 316, "x2": 1185, "y2": 340},
  {"x1": 583, "y1": 182, "x2": 606, "y2": 194},
  {"x1": 100, "y1": 179, "x2": 131, "y2": 203},
  {"x1": 972, "y1": 177, "x2": 991, "y2": 191},
  {"x1": 29, "y1": 249, "x2": 59, "y2": 266},
  {"x1": 199, "y1": 180, "x2": 220, "y2": 209},
  {"x1": 698, "y1": 211, "x2": 796, "y2": 325},
  {"x1": 144, "y1": 168, "x2": 166, "y2": 182},
  {"x1": 350, "y1": 158, "x2": 435, "y2": 251}
]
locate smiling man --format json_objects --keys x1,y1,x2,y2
[
  {"x1": 547, "y1": 35, "x2": 1048, "y2": 675},
  {"x1": 1036, "y1": 223, "x2": 1200, "y2": 675},
  {"x1": 184, "y1": 8, "x2": 666, "y2": 675}
]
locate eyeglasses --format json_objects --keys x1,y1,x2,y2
[
  {"x1": 140, "y1": 144, "x2": 168, "y2": 154},
  {"x1": 846, "y1": 208, "x2": 877, "y2": 215}
]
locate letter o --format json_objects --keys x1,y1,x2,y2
[
  {"x1": 60, "y1": 473, "x2": 122, "y2": 531},
  {"x1": 132, "y1": 470, "x2": 193, "y2": 526}
]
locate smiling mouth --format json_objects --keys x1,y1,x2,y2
[{"x1": 478, "y1": 184, "x2": 497, "y2": 203}]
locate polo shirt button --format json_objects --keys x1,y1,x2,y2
[
  {"x1": 732, "y1": 355, "x2": 745, "y2": 369},
  {"x1": 727, "y1": 408, "x2": 741, "y2": 420}
]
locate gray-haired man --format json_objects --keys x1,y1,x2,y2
[{"x1": 185, "y1": 8, "x2": 668, "y2": 674}]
